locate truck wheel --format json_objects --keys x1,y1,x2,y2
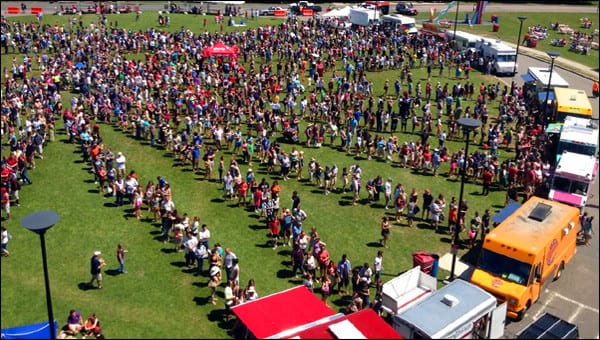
[
  {"x1": 554, "y1": 262, "x2": 565, "y2": 281},
  {"x1": 515, "y1": 300, "x2": 531, "y2": 321}
]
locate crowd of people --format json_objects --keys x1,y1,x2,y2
[{"x1": 1, "y1": 5, "x2": 595, "y2": 336}]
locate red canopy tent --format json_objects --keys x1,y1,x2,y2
[
  {"x1": 287, "y1": 308, "x2": 403, "y2": 339},
  {"x1": 231, "y1": 286, "x2": 402, "y2": 339},
  {"x1": 202, "y1": 41, "x2": 239, "y2": 59},
  {"x1": 231, "y1": 286, "x2": 336, "y2": 339}
]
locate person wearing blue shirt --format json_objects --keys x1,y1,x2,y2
[{"x1": 337, "y1": 254, "x2": 352, "y2": 295}]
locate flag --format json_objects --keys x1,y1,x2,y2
[{"x1": 434, "y1": 1, "x2": 457, "y2": 23}]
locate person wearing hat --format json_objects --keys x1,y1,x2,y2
[
  {"x1": 88, "y1": 251, "x2": 106, "y2": 289},
  {"x1": 115, "y1": 151, "x2": 126, "y2": 178},
  {"x1": 208, "y1": 265, "x2": 222, "y2": 305}
]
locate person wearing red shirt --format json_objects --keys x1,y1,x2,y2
[
  {"x1": 237, "y1": 179, "x2": 248, "y2": 207},
  {"x1": 482, "y1": 167, "x2": 494, "y2": 196}
]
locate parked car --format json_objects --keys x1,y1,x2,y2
[
  {"x1": 395, "y1": 2, "x2": 418, "y2": 16},
  {"x1": 260, "y1": 6, "x2": 284, "y2": 16}
]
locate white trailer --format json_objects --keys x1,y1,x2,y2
[
  {"x1": 381, "y1": 266, "x2": 438, "y2": 315},
  {"x1": 349, "y1": 7, "x2": 379, "y2": 26},
  {"x1": 393, "y1": 279, "x2": 506, "y2": 339}
]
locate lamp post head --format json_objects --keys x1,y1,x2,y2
[
  {"x1": 21, "y1": 211, "x2": 60, "y2": 235},
  {"x1": 547, "y1": 50, "x2": 560, "y2": 60},
  {"x1": 517, "y1": 16, "x2": 527, "y2": 22},
  {"x1": 457, "y1": 117, "x2": 482, "y2": 131}
]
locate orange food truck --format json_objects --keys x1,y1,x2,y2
[{"x1": 470, "y1": 197, "x2": 580, "y2": 321}]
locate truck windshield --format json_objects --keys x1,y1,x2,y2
[
  {"x1": 477, "y1": 249, "x2": 531, "y2": 285},
  {"x1": 497, "y1": 54, "x2": 516, "y2": 62},
  {"x1": 553, "y1": 177, "x2": 589, "y2": 195}
]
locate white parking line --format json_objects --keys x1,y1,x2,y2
[
  {"x1": 532, "y1": 290, "x2": 556, "y2": 319},
  {"x1": 568, "y1": 305, "x2": 582, "y2": 323},
  {"x1": 553, "y1": 291, "x2": 600, "y2": 314}
]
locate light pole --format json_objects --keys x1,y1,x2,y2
[
  {"x1": 449, "y1": 118, "x2": 482, "y2": 281},
  {"x1": 21, "y1": 210, "x2": 60, "y2": 340},
  {"x1": 513, "y1": 16, "x2": 527, "y2": 76},
  {"x1": 544, "y1": 51, "x2": 560, "y2": 122},
  {"x1": 452, "y1": 1, "x2": 460, "y2": 46}
]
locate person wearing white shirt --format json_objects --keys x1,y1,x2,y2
[
  {"x1": 373, "y1": 250, "x2": 383, "y2": 283},
  {"x1": 198, "y1": 224, "x2": 211, "y2": 249},
  {"x1": 116, "y1": 152, "x2": 127, "y2": 178}
]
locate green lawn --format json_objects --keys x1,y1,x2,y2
[
  {"x1": 0, "y1": 9, "x2": 567, "y2": 339},
  {"x1": 414, "y1": 10, "x2": 599, "y2": 70}
]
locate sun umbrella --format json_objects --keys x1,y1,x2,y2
[{"x1": 74, "y1": 62, "x2": 85, "y2": 69}]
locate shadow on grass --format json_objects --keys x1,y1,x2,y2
[
  {"x1": 338, "y1": 200, "x2": 353, "y2": 206},
  {"x1": 207, "y1": 308, "x2": 235, "y2": 330},
  {"x1": 255, "y1": 242, "x2": 273, "y2": 249},
  {"x1": 280, "y1": 260, "x2": 292, "y2": 266},
  {"x1": 193, "y1": 281, "x2": 209, "y2": 289},
  {"x1": 366, "y1": 241, "x2": 383, "y2": 248},
  {"x1": 277, "y1": 249, "x2": 291, "y2": 256},
  {"x1": 169, "y1": 260, "x2": 188, "y2": 268},
  {"x1": 277, "y1": 268, "x2": 294, "y2": 278},
  {"x1": 103, "y1": 202, "x2": 117, "y2": 208},
  {"x1": 104, "y1": 269, "x2": 122, "y2": 276},
  {"x1": 193, "y1": 296, "x2": 211, "y2": 306},
  {"x1": 211, "y1": 198, "x2": 225, "y2": 203},
  {"x1": 78, "y1": 282, "x2": 97, "y2": 291},
  {"x1": 248, "y1": 224, "x2": 266, "y2": 231}
]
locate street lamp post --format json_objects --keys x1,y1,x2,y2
[
  {"x1": 513, "y1": 16, "x2": 527, "y2": 76},
  {"x1": 452, "y1": 1, "x2": 460, "y2": 46},
  {"x1": 21, "y1": 210, "x2": 60, "y2": 340},
  {"x1": 449, "y1": 118, "x2": 482, "y2": 281},
  {"x1": 544, "y1": 51, "x2": 560, "y2": 122}
]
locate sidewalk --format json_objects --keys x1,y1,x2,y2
[{"x1": 505, "y1": 42, "x2": 599, "y2": 82}]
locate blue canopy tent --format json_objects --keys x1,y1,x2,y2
[
  {"x1": 520, "y1": 73, "x2": 535, "y2": 82},
  {"x1": 1, "y1": 320, "x2": 58, "y2": 339},
  {"x1": 491, "y1": 202, "x2": 521, "y2": 224},
  {"x1": 537, "y1": 90, "x2": 555, "y2": 102}
]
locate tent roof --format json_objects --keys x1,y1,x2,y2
[
  {"x1": 231, "y1": 286, "x2": 336, "y2": 339},
  {"x1": 287, "y1": 309, "x2": 403, "y2": 339},
  {"x1": 203, "y1": 41, "x2": 238, "y2": 58},
  {"x1": 1, "y1": 320, "x2": 58, "y2": 339}
]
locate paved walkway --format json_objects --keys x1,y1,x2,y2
[{"x1": 506, "y1": 42, "x2": 599, "y2": 82}]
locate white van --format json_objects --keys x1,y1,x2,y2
[{"x1": 381, "y1": 14, "x2": 417, "y2": 33}]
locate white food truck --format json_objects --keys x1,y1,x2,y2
[{"x1": 392, "y1": 278, "x2": 506, "y2": 339}]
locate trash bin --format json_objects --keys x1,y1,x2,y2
[
  {"x1": 528, "y1": 37, "x2": 538, "y2": 48},
  {"x1": 492, "y1": 23, "x2": 499, "y2": 32},
  {"x1": 412, "y1": 251, "x2": 434, "y2": 275},
  {"x1": 430, "y1": 253, "x2": 440, "y2": 278}
]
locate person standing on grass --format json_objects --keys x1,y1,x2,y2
[
  {"x1": 208, "y1": 265, "x2": 222, "y2": 305},
  {"x1": 291, "y1": 243, "x2": 305, "y2": 278},
  {"x1": 373, "y1": 250, "x2": 384, "y2": 283},
  {"x1": 337, "y1": 254, "x2": 351, "y2": 296},
  {"x1": 88, "y1": 251, "x2": 106, "y2": 289},
  {"x1": 320, "y1": 274, "x2": 331, "y2": 305},
  {"x1": 421, "y1": 188, "x2": 433, "y2": 221},
  {"x1": 117, "y1": 243, "x2": 128, "y2": 274},
  {"x1": 223, "y1": 248, "x2": 237, "y2": 282},
  {"x1": 380, "y1": 216, "x2": 391, "y2": 248},
  {"x1": 1, "y1": 227, "x2": 12, "y2": 257}
]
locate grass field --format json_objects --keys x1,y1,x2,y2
[{"x1": 0, "y1": 9, "x2": 595, "y2": 339}]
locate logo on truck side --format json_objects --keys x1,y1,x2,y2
[
  {"x1": 491, "y1": 278, "x2": 502, "y2": 287},
  {"x1": 547, "y1": 239, "x2": 558, "y2": 265}
]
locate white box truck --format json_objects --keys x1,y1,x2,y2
[
  {"x1": 393, "y1": 279, "x2": 506, "y2": 339},
  {"x1": 476, "y1": 38, "x2": 518, "y2": 76},
  {"x1": 349, "y1": 7, "x2": 379, "y2": 26}
]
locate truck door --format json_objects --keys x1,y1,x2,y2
[
  {"x1": 531, "y1": 263, "x2": 542, "y2": 303},
  {"x1": 489, "y1": 302, "x2": 507, "y2": 338}
]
